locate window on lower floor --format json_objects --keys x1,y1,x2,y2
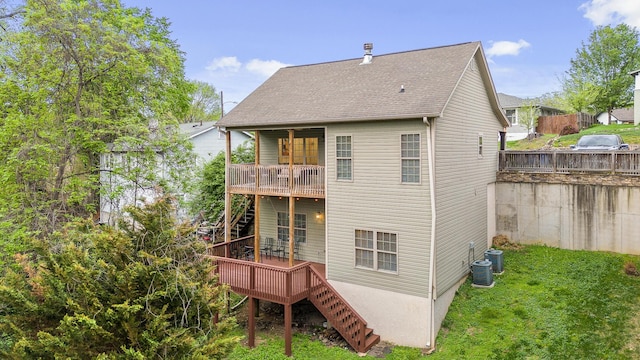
[
  {"x1": 506, "y1": 109, "x2": 517, "y2": 125},
  {"x1": 355, "y1": 229, "x2": 398, "y2": 273},
  {"x1": 277, "y1": 212, "x2": 307, "y2": 243}
]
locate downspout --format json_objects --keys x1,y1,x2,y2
[{"x1": 424, "y1": 116, "x2": 437, "y2": 349}]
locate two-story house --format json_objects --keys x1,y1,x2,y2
[{"x1": 215, "y1": 42, "x2": 509, "y2": 354}]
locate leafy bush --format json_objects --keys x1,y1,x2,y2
[{"x1": 0, "y1": 197, "x2": 240, "y2": 359}]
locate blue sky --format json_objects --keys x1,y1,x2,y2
[{"x1": 123, "y1": 0, "x2": 640, "y2": 110}]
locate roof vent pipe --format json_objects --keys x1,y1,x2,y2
[{"x1": 360, "y1": 43, "x2": 373, "y2": 65}]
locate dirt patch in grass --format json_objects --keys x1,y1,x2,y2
[
  {"x1": 492, "y1": 234, "x2": 523, "y2": 251},
  {"x1": 233, "y1": 299, "x2": 396, "y2": 357}
]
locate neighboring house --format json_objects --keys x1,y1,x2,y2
[
  {"x1": 498, "y1": 93, "x2": 564, "y2": 141},
  {"x1": 596, "y1": 108, "x2": 634, "y2": 125},
  {"x1": 179, "y1": 121, "x2": 254, "y2": 166},
  {"x1": 99, "y1": 122, "x2": 253, "y2": 225},
  {"x1": 217, "y1": 42, "x2": 509, "y2": 350}
]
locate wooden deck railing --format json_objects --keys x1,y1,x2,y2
[
  {"x1": 212, "y1": 257, "x2": 310, "y2": 304},
  {"x1": 228, "y1": 164, "x2": 325, "y2": 198},
  {"x1": 210, "y1": 256, "x2": 379, "y2": 353},
  {"x1": 499, "y1": 150, "x2": 640, "y2": 175},
  {"x1": 207, "y1": 235, "x2": 253, "y2": 259}
]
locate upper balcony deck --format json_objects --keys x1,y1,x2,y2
[{"x1": 228, "y1": 164, "x2": 325, "y2": 198}]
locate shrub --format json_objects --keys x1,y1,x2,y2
[
  {"x1": 559, "y1": 125, "x2": 579, "y2": 136},
  {"x1": 0, "y1": 196, "x2": 240, "y2": 359}
]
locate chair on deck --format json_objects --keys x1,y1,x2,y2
[
  {"x1": 273, "y1": 238, "x2": 286, "y2": 260},
  {"x1": 260, "y1": 237, "x2": 275, "y2": 259},
  {"x1": 243, "y1": 246, "x2": 254, "y2": 261},
  {"x1": 285, "y1": 240, "x2": 301, "y2": 261}
]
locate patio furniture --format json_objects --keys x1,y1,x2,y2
[
  {"x1": 274, "y1": 238, "x2": 287, "y2": 260},
  {"x1": 243, "y1": 246, "x2": 254, "y2": 261},
  {"x1": 260, "y1": 237, "x2": 275, "y2": 259},
  {"x1": 285, "y1": 240, "x2": 301, "y2": 260}
]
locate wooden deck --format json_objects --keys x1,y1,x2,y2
[
  {"x1": 228, "y1": 164, "x2": 325, "y2": 198},
  {"x1": 207, "y1": 238, "x2": 379, "y2": 355}
]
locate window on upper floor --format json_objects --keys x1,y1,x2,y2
[
  {"x1": 277, "y1": 212, "x2": 307, "y2": 244},
  {"x1": 401, "y1": 133, "x2": 420, "y2": 183},
  {"x1": 355, "y1": 229, "x2": 398, "y2": 273},
  {"x1": 278, "y1": 137, "x2": 318, "y2": 165},
  {"x1": 478, "y1": 133, "x2": 484, "y2": 158},
  {"x1": 336, "y1": 135, "x2": 352, "y2": 181}
]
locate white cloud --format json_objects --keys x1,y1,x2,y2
[
  {"x1": 580, "y1": 0, "x2": 640, "y2": 28},
  {"x1": 246, "y1": 59, "x2": 291, "y2": 77},
  {"x1": 194, "y1": 57, "x2": 292, "y2": 109},
  {"x1": 205, "y1": 56, "x2": 242, "y2": 72},
  {"x1": 486, "y1": 40, "x2": 531, "y2": 58}
]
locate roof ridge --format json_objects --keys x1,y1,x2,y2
[{"x1": 283, "y1": 41, "x2": 481, "y2": 70}]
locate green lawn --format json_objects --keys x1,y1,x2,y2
[
  {"x1": 506, "y1": 124, "x2": 640, "y2": 150},
  {"x1": 227, "y1": 245, "x2": 640, "y2": 359}
]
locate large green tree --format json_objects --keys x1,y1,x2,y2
[
  {"x1": 0, "y1": 0, "x2": 192, "y2": 238},
  {"x1": 190, "y1": 143, "x2": 254, "y2": 223},
  {"x1": 182, "y1": 80, "x2": 221, "y2": 123},
  {"x1": 563, "y1": 24, "x2": 640, "y2": 117},
  {"x1": 0, "y1": 197, "x2": 239, "y2": 358}
]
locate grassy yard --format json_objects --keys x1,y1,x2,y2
[
  {"x1": 227, "y1": 245, "x2": 640, "y2": 359},
  {"x1": 506, "y1": 124, "x2": 640, "y2": 150}
]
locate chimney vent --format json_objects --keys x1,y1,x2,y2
[{"x1": 360, "y1": 43, "x2": 373, "y2": 65}]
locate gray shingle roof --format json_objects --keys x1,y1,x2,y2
[
  {"x1": 218, "y1": 42, "x2": 506, "y2": 128},
  {"x1": 497, "y1": 93, "x2": 527, "y2": 108},
  {"x1": 611, "y1": 108, "x2": 634, "y2": 122}
]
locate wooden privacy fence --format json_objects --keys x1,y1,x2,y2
[
  {"x1": 499, "y1": 151, "x2": 640, "y2": 175},
  {"x1": 536, "y1": 113, "x2": 596, "y2": 134}
]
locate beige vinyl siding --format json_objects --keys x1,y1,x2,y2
[
  {"x1": 258, "y1": 128, "x2": 326, "y2": 165},
  {"x1": 326, "y1": 119, "x2": 432, "y2": 298},
  {"x1": 258, "y1": 197, "x2": 326, "y2": 263},
  {"x1": 434, "y1": 54, "x2": 502, "y2": 297}
]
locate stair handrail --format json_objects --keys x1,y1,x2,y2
[
  {"x1": 307, "y1": 265, "x2": 369, "y2": 352},
  {"x1": 228, "y1": 196, "x2": 255, "y2": 234},
  {"x1": 212, "y1": 196, "x2": 255, "y2": 242}
]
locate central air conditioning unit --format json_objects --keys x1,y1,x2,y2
[
  {"x1": 484, "y1": 248, "x2": 504, "y2": 273},
  {"x1": 471, "y1": 259, "x2": 494, "y2": 287}
]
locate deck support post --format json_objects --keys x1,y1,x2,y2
[
  {"x1": 288, "y1": 129, "x2": 295, "y2": 267},
  {"x1": 254, "y1": 131, "x2": 261, "y2": 263},
  {"x1": 224, "y1": 130, "x2": 232, "y2": 257},
  {"x1": 284, "y1": 303, "x2": 292, "y2": 356},
  {"x1": 248, "y1": 296, "x2": 256, "y2": 348}
]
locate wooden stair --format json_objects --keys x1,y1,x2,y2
[
  {"x1": 213, "y1": 197, "x2": 255, "y2": 242},
  {"x1": 307, "y1": 266, "x2": 380, "y2": 353}
]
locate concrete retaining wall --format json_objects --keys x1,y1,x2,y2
[{"x1": 496, "y1": 174, "x2": 640, "y2": 254}]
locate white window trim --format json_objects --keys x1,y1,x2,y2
[
  {"x1": 400, "y1": 133, "x2": 421, "y2": 184},
  {"x1": 335, "y1": 134, "x2": 353, "y2": 182},
  {"x1": 354, "y1": 228, "x2": 399, "y2": 274},
  {"x1": 277, "y1": 211, "x2": 307, "y2": 243}
]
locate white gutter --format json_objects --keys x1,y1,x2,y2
[{"x1": 424, "y1": 116, "x2": 438, "y2": 349}]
